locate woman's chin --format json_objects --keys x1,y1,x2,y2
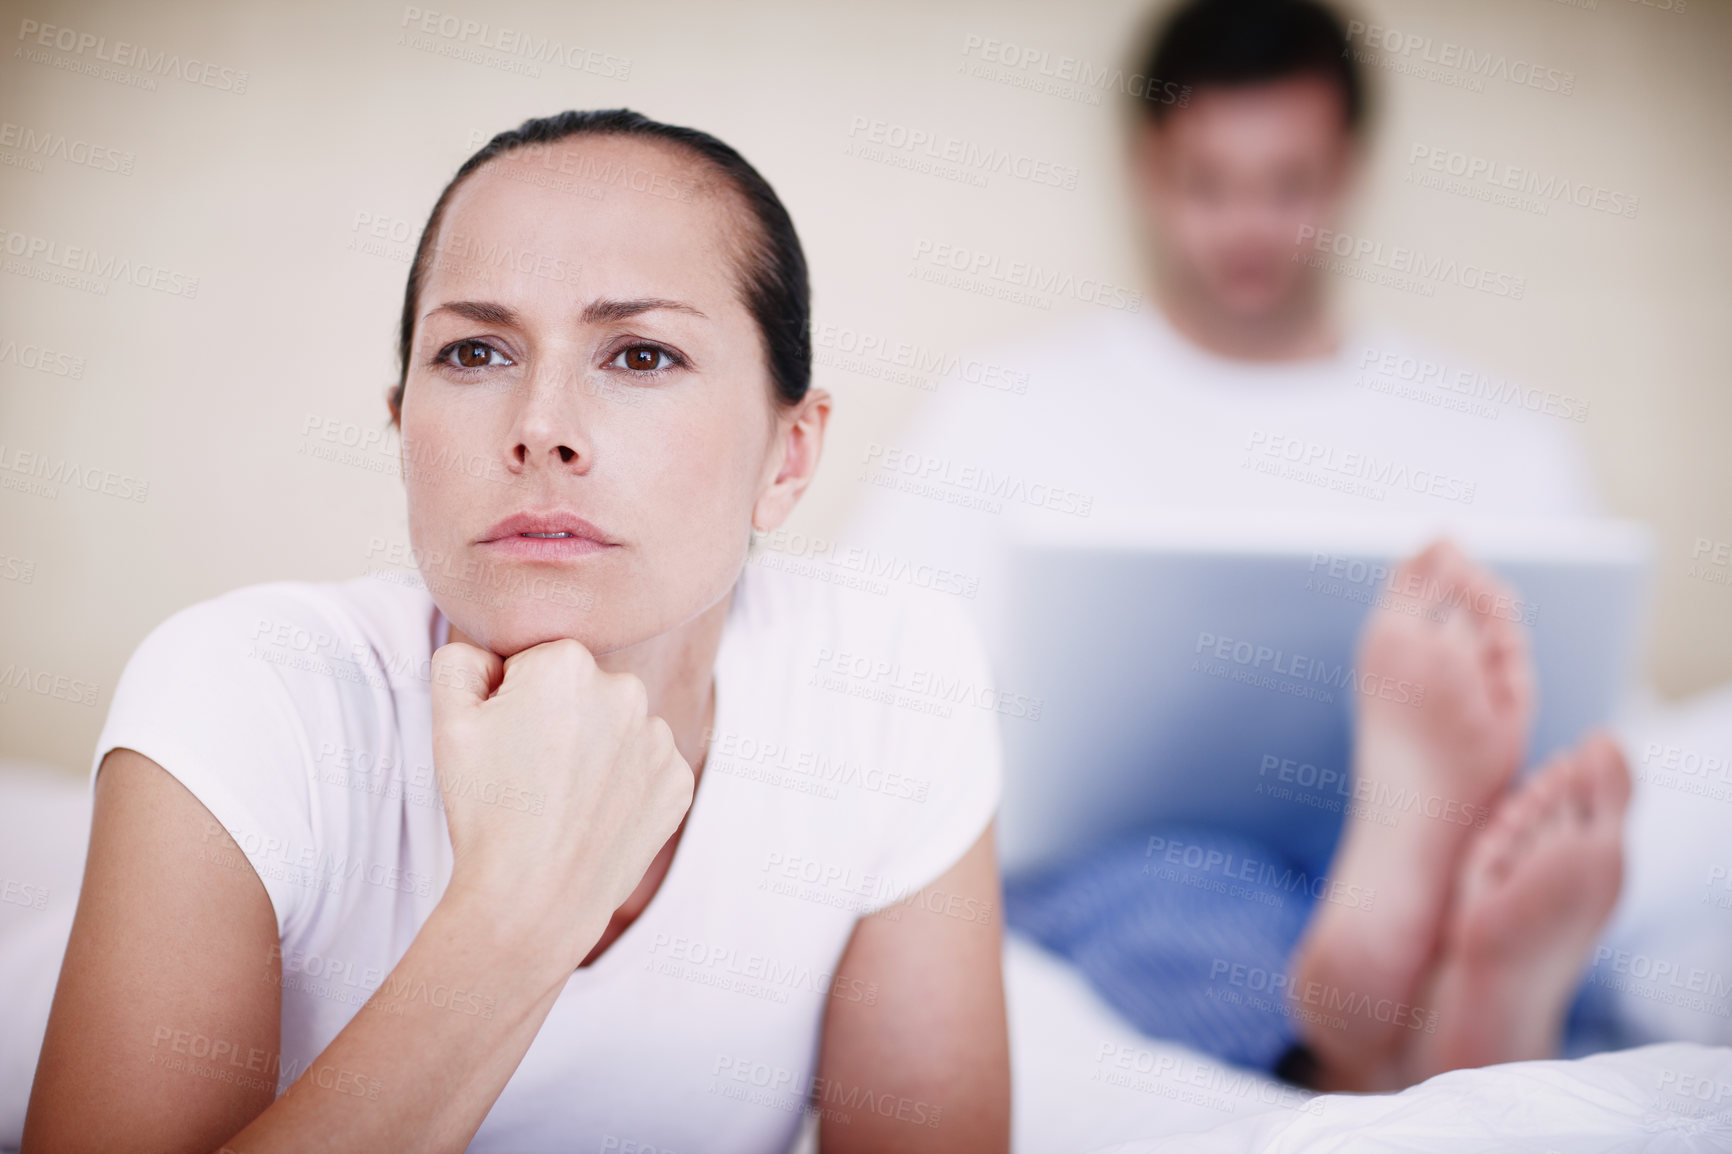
[{"x1": 444, "y1": 606, "x2": 615, "y2": 660}]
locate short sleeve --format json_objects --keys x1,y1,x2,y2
[
  {"x1": 91, "y1": 586, "x2": 326, "y2": 940},
  {"x1": 865, "y1": 597, "x2": 1005, "y2": 909}
]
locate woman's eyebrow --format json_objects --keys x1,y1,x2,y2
[
  {"x1": 424, "y1": 300, "x2": 520, "y2": 326},
  {"x1": 580, "y1": 297, "x2": 708, "y2": 324}
]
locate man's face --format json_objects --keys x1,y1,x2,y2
[{"x1": 1135, "y1": 75, "x2": 1356, "y2": 322}]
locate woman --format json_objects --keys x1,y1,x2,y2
[{"x1": 24, "y1": 110, "x2": 1010, "y2": 1153}]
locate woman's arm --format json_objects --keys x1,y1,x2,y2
[
  {"x1": 25, "y1": 638, "x2": 694, "y2": 1153},
  {"x1": 816, "y1": 823, "x2": 1011, "y2": 1154},
  {"x1": 23, "y1": 750, "x2": 574, "y2": 1153}
]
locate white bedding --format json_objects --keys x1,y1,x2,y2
[
  {"x1": 1086, "y1": 1042, "x2": 1732, "y2": 1153},
  {"x1": 7, "y1": 672, "x2": 1732, "y2": 1154},
  {"x1": 0, "y1": 761, "x2": 87, "y2": 1147},
  {"x1": 1005, "y1": 933, "x2": 1300, "y2": 1152},
  {"x1": 1006, "y1": 934, "x2": 1732, "y2": 1152}
]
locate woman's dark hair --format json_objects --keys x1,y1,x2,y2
[
  {"x1": 1137, "y1": 0, "x2": 1365, "y2": 134},
  {"x1": 390, "y1": 108, "x2": 810, "y2": 418}
]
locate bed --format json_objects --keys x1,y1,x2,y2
[{"x1": 6, "y1": 680, "x2": 1732, "y2": 1152}]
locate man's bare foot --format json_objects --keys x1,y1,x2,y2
[
  {"x1": 1393, "y1": 731, "x2": 1628, "y2": 1084},
  {"x1": 1288, "y1": 541, "x2": 1534, "y2": 1084}
]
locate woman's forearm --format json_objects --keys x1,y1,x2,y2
[{"x1": 223, "y1": 884, "x2": 595, "y2": 1154}]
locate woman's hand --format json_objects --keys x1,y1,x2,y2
[{"x1": 430, "y1": 638, "x2": 695, "y2": 969}]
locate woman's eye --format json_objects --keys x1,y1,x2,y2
[
  {"x1": 447, "y1": 340, "x2": 506, "y2": 369},
  {"x1": 614, "y1": 345, "x2": 673, "y2": 372}
]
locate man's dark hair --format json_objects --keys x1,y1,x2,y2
[
  {"x1": 391, "y1": 108, "x2": 810, "y2": 419},
  {"x1": 1137, "y1": 0, "x2": 1365, "y2": 132}
]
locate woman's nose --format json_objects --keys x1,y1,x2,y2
[{"x1": 509, "y1": 361, "x2": 593, "y2": 472}]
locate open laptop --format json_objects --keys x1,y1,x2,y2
[{"x1": 990, "y1": 513, "x2": 1652, "y2": 880}]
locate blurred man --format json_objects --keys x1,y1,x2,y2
[
  {"x1": 852, "y1": 0, "x2": 1594, "y2": 631},
  {"x1": 847, "y1": 0, "x2": 1611, "y2": 1089}
]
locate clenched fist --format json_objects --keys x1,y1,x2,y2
[{"x1": 429, "y1": 637, "x2": 695, "y2": 969}]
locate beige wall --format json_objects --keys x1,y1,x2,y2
[{"x1": 3, "y1": 0, "x2": 1728, "y2": 775}]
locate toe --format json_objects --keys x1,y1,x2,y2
[{"x1": 1578, "y1": 730, "x2": 1633, "y2": 814}]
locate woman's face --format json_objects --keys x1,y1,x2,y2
[{"x1": 399, "y1": 136, "x2": 819, "y2": 658}]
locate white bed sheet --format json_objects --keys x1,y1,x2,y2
[
  {"x1": 1007, "y1": 933, "x2": 1732, "y2": 1153},
  {"x1": 8, "y1": 674, "x2": 1732, "y2": 1154},
  {"x1": 1005, "y1": 933, "x2": 1306, "y2": 1153},
  {"x1": 0, "y1": 761, "x2": 87, "y2": 1149},
  {"x1": 1086, "y1": 1041, "x2": 1732, "y2": 1153}
]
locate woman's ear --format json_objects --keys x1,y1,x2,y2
[{"x1": 752, "y1": 388, "x2": 832, "y2": 533}]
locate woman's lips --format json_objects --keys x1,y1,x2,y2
[
  {"x1": 476, "y1": 510, "x2": 619, "y2": 560},
  {"x1": 478, "y1": 532, "x2": 616, "y2": 561}
]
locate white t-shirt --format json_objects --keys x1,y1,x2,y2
[
  {"x1": 846, "y1": 308, "x2": 1598, "y2": 651},
  {"x1": 91, "y1": 561, "x2": 1001, "y2": 1153}
]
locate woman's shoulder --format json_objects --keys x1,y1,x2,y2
[
  {"x1": 732, "y1": 550, "x2": 985, "y2": 664},
  {"x1": 105, "y1": 577, "x2": 441, "y2": 787},
  {"x1": 97, "y1": 577, "x2": 440, "y2": 943},
  {"x1": 725, "y1": 557, "x2": 1002, "y2": 778},
  {"x1": 134, "y1": 576, "x2": 438, "y2": 682},
  {"x1": 720, "y1": 556, "x2": 1004, "y2": 910}
]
